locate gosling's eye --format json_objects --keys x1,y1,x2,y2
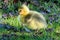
[
  {"x1": 19, "y1": 10, "x2": 22, "y2": 12},
  {"x1": 19, "y1": 9, "x2": 22, "y2": 12}
]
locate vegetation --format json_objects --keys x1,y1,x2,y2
[{"x1": 0, "y1": 0, "x2": 60, "y2": 40}]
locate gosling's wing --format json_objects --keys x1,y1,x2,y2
[
  {"x1": 29, "y1": 11, "x2": 47, "y2": 28},
  {"x1": 24, "y1": 13, "x2": 32, "y2": 23},
  {"x1": 30, "y1": 11, "x2": 46, "y2": 22}
]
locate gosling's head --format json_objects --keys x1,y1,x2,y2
[{"x1": 19, "y1": 4, "x2": 29, "y2": 17}]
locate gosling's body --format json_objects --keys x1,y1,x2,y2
[{"x1": 19, "y1": 4, "x2": 47, "y2": 30}]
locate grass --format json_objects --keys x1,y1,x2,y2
[
  {"x1": 0, "y1": 0, "x2": 60, "y2": 40},
  {"x1": 0, "y1": 13, "x2": 60, "y2": 40}
]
